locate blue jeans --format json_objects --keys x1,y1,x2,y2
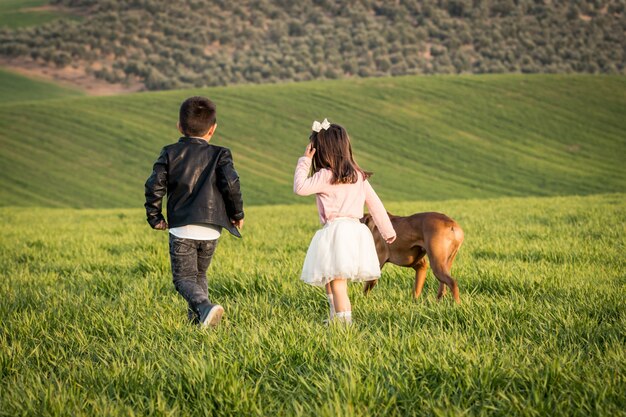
[{"x1": 169, "y1": 234, "x2": 218, "y2": 320}]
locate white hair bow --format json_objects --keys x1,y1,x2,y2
[{"x1": 311, "y1": 118, "x2": 331, "y2": 132}]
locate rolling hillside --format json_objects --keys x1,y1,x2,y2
[
  {"x1": 0, "y1": 74, "x2": 625, "y2": 208},
  {"x1": 0, "y1": 68, "x2": 83, "y2": 102}
]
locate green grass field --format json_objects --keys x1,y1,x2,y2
[
  {"x1": 0, "y1": 74, "x2": 624, "y2": 208},
  {"x1": 0, "y1": 68, "x2": 83, "y2": 103},
  {"x1": 1, "y1": 72, "x2": 625, "y2": 416},
  {"x1": 0, "y1": 0, "x2": 76, "y2": 28},
  {"x1": 1, "y1": 194, "x2": 624, "y2": 416}
]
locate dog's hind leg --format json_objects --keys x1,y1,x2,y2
[
  {"x1": 432, "y1": 268, "x2": 459, "y2": 303},
  {"x1": 426, "y1": 227, "x2": 461, "y2": 304},
  {"x1": 434, "y1": 247, "x2": 460, "y2": 301},
  {"x1": 436, "y1": 281, "x2": 447, "y2": 299},
  {"x1": 432, "y1": 264, "x2": 459, "y2": 303},
  {"x1": 428, "y1": 246, "x2": 460, "y2": 304},
  {"x1": 439, "y1": 227, "x2": 463, "y2": 303},
  {"x1": 412, "y1": 258, "x2": 428, "y2": 300}
]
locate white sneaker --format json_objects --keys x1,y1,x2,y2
[{"x1": 200, "y1": 304, "x2": 224, "y2": 328}]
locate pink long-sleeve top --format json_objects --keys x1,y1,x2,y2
[{"x1": 293, "y1": 156, "x2": 396, "y2": 240}]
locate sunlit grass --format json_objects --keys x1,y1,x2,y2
[
  {"x1": 0, "y1": 68, "x2": 83, "y2": 103},
  {"x1": 1, "y1": 193, "x2": 624, "y2": 416}
]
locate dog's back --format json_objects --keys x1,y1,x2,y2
[
  {"x1": 372, "y1": 212, "x2": 463, "y2": 254},
  {"x1": 407, "y1": 212, "x2": 463, "y2": 247}
]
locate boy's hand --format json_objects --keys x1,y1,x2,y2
[
  {"x1": 231, "y1": 219, "x2": 244, "y2": 230},
  {"x1": 304, "y1": 143, "x2": 316, "y2": 158},
  {"x1": 154, "y1": 220, "x2": 168, "y2": 230}
]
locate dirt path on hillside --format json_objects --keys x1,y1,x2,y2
[{"x1": 0, "y1": 57, "x2": 144, "y2": 96}]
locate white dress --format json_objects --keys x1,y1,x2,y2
[{"x1": 300, "y1": 217, "x2": 381, "y2": 287}]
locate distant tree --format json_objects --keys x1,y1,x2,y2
[
  {"x1": 430, "y1": 45, "x2": 447, "y2": 57},
  {"x1": 520, "y1": 54, "x2": 539, "y2": 73},
  {"x1": 53, "y1": 52, "x2": 72, "y2": 68},
  {"x1": 446, "y1": 0, "x2": 472, "y2": 17},
  {"x1": 288, "y1": 21, "x2": 305, "y2": 37},
  {"x1": 491, "y1": 0, "x2": 517, "y2": 17}
]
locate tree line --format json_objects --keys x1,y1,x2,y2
[{"x1": 0, "y1": 0, "x2": 623, "y2": 90}]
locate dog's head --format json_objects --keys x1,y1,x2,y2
[
  {"x1": 360, "y1": 213, "x2": 373, "y2": 226},
  {"x1": 360, "y1": 212, "x2": 394, "y2": 227}
]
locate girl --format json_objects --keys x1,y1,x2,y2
[{"x1": 293, "y1": 119, "x2": 396, "y2": 325}]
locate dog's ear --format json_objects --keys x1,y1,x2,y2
[{"x1": 360, "y1": 214, "x2": 369, "y2": 224}]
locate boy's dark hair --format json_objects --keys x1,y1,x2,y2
[
  {"x1": 179, "y1": 96, "x2": 217, "y2": 137},
  {"x1": 310, "y1": 123, "x2": 371, "y2": 184}
]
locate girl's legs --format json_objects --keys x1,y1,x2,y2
[
  {"x1": 325, "y1": 282, "x2": 335, "y2": 320},
  {"x1": 330, "y1": 278, "x2": 352, "y2": 324}
]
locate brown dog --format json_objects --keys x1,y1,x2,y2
[{"x1": 361, "y1": 212, "x2": 464, "y2": 303}]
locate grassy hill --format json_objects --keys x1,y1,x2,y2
[
  {"x1": 1, "y1": 71, "x2": 624, "y2": 416},
  {"x1": 0, "y1": 68, "x2": 83, "y2": 102},
  {"x1": 1, "y1": 193, "x2": 624, "y2": 416},
  {"x1": 0, "y1": 74, "x2": 625, "y2": 208},
  {"x1": 0, "y1": 0, "x2": 71, "y2": 29}
]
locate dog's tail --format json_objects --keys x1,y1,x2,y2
[
  {"x1": 447, "y1": 225, "x2": 464, "y2": 265},
  {"x1": 451, "y1": 225, "x2": 464, "y2": 246}
]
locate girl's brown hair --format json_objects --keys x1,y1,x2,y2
[{"x1": 310, "y1": 123, "x2": 370, "y2": 184}]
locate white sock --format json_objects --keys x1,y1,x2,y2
[
  {"x1": 335, "y1": 311, "x2": 352, "y2": 324},
  {"x1": 326, "y1": 294, "x2": 336, "y2": 319}
]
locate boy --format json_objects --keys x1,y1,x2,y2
[{"x1": 145, "y1": 96, "x2": 244, "y2": 327}]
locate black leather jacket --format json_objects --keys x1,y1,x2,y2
[{"x1": 144, "y1": 137, "x2": 244, "y2": 238}]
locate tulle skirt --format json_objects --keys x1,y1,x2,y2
[{"x1": 300, "y1": 217, "x2": 381, "y2": 287}]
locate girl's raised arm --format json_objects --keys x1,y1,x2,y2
[
  {"x1": 364, "y1": 180, "x2": 396, "y2": 242},
  {"x1": 293, "y1": 156, "x2": 330, "y2": 196}
]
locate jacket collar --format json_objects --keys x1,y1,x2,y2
[{"x1": 179, "y1": 136, "x2": 209, "y2": 145}]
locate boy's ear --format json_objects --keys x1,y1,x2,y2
[
  {"x1": 208, "y1": 123, "x2": 217, "y2": 136},
  {"x1": 176, "y1": 121, "x2": 184, "y2": 134}
]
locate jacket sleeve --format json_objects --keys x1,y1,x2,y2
[
  {"x1": 216, "y1": 148, "x2": 244, "y2": 221},
  {"x1": 364, "y1": 180, "x2": 396, "y2": 240},
  {"x1": 144, "y1": 148, "x2": 168, "y2": 228},
  {"x1": 293, "y1": 157, "x2": 330, "y2": 195}
]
